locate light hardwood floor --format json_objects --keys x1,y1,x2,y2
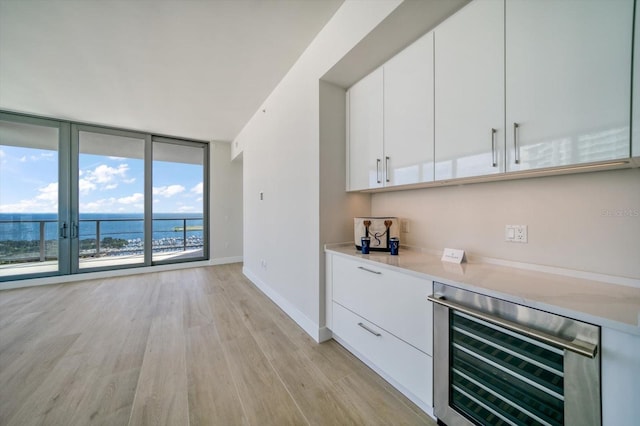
[{"x1": 0, "y1": 264, "x2": 435, "y2": 426}]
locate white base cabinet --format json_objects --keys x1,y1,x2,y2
[
  {"x1": 601, "y1": 327, "x2": 640, "y2": 425},
  {"x1": 327, "y1": 254, "x2": 433, "y2": 411}
]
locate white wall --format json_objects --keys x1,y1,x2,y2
[
  {"x1": 209, "y1": 141, "x2": 243, "y2": 263},
  {"x1": 236, "y1": 0, "x2": 402, "y2": 340},
  {"x1": 372, "y1": 168, "x2": 640, "y2": 280},
  {"x1": 319, "y1": 80, "x2": 371, "y2": 327}
]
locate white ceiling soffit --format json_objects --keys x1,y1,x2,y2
[
  {"x1": 0, "y1": 0, "x2": 344, "y2": 142},
  {"x1": 322, "y1": 0, "x2": 470, "y2": 88}
]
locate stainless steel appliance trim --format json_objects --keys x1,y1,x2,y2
[{"x1": 428, "y1": 295, "x2": 597, "y2": 358}]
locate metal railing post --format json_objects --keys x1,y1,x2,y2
[
  {"x1": 96, "y1": 220, "x2": 101, "y2": 257},
  {"x1": 183, "y1": 219, "x2": 187, "y2": 251},
  {"x1": 39, "y1": 221, "x2": 45, "y2": 262}
]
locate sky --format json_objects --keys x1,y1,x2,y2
[{"x1": 0, "y1": 146, "x2": 203, "y2": 214}]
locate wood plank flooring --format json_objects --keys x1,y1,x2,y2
[{"x1": 0, "y1": 264, "x2": 435, "y2": 426}]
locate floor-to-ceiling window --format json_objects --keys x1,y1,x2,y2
[
  {"x1": 0, "y1": 111, "x2": 208, "y2": 281},
  {"x1": 152, "y1": 138, "x2": 208, "y2": 263}
]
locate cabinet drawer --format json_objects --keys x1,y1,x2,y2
[
  {"x1": 332, "y1": 255, "x2": 432, "y2": 355},
  {"x1": 332, "y1": 302, "x2": 433, "y2": 406}
]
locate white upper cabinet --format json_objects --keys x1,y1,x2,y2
[
  {"x1": 434, "y1": 0, "x2": 504, "y2": 180},
  {"x1": 347, "y1": 68, "x2": 384, "y2": 190},
  {"x1": 505, "y1": 0, "x2": 633, "y2": 172},
  {"x1": 384, "y1": 31, "x2": 434, "y2": 186}
]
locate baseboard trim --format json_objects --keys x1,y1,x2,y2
[
  {"x1": 318, "y1": 326, "x2": 333, "y2": 343},
  {"x1": 209, "y1": 256, "x2": 243, "y2": 265},
  {"x1": 0, "y1": 259, "x2": 212, "y2": 291},
  {"x1": 242, "y1": 266, "x2": 325, "y2": 343}
]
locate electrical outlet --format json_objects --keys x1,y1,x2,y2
[
  {"x1": 401, "y1": 219, "x2": 409, "y2": 233},
  {"x1": 505, "y1": 225, "x2": 528, "y2": 243}
]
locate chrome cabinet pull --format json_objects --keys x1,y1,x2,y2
[
  {"x1": 385, "y1": 156, "x2": 390, "y2": 183},
  {"x1": 427, "y1": 295, "x2": 597, "y2": 358},
  {"x1": 513, "y1": 122, "x2": 520, "y2": 164},
  {"x1": 491, "y1": 128, "x2": 497, "y2": 167},
  {"x1": 358, "y1": 322, "x2": 382, "y2": 337},
  {"x1": 376, "y1": 158, "x2": 381, "y2": 184},
  {"x1": 358, "y1": 266, "x2": 381, "y2": 275}
]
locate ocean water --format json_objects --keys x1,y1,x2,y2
[{"x1": 0, "y1": 213, "x2": 204, "y2": 242}]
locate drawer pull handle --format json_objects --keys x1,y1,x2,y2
[
  {"x1": 358, "y1": 322, "x2": 381, "y2": 337},
  {"x1": 357, "y1": 266, "x2": 381, "y2": 275}
]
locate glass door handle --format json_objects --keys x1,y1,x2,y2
[
  {"x1": 60, "y1": 222, "x2": 68, "y2": 239},
  {"x1": 71, "y1": 222, "x2": 78, "y2": 239}
]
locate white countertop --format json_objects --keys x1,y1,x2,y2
[{"x1": 325, "y1": 243, "x2": 640, "y2": 336}]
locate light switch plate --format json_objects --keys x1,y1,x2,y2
[{"x1": 506, "y1": 225, "x2": 528, "y2": 243}]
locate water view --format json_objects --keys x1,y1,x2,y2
[{"x1": 0, "y1": 213, "x2": 204, "y2": 264}]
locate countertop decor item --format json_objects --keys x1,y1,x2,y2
[{"x1": 354, "y1": 217, "x2": 399, "y2": 252}]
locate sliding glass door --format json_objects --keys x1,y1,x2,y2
[
  {"x1": 72, "y1": 125, "x2": 150, "y2": 272},
  {"x1": 0, "y1": 111, "x2": 208, "y2": 282},
  {"x1": 0, "y1": 113, "x2": 70, "y2": 279}
]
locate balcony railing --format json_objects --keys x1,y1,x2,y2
[{"x1": 0, "y1": 217, "x2": 204, "y2": 265}]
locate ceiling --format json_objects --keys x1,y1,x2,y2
[{"x1": 0, "y1": 0, "x2": 343, "y2": 142}]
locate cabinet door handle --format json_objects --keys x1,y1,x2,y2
[
  {"x1": 358, "y1": 266, "x2": 381, "y2": 275},
  {"x1": 491, "y1": 128, "x2": 497, "y2": 167},
  {"x1": 358, "y1": 322, "x2": 382, "y2": 337},
  {"x1": 385, "y1": 156, "x2": 390, "y2": 183},
  {"x1": 513, "y1": 122, "x2": 520, "y2": 164},
  {"x1": 376, "y1": 158, "x2": 381, "y2": 184}
]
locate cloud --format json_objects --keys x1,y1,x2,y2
[
  {"x1": 177, "y1": 205, "x2": 197, "y2": 212},
  {"x1": 153, "y1": 185, "x2": 185, "y2": 198},
  {"x1": 118, "y1": 193, "x2": 144, "y2": 204},
  {"x1": 80, "y1": 197, "x2": 118, "y2": 213},
  {"x1": 36, "y1": 182, "x2": 58, "y2": 202},
  {"x1": 19, "y1": 156, "x2": 27, "y2": 162},
  {"x1": 90, "y1": 163, "x2": 129, "y2": 183},
  {"x1": 0, "y1": 181, "x2": 59, "y2": 213},
  {"x1": 0, "y1": 149, "x2": 5, "y2": 158},
  {"x1": 0, "y1": 199, "x2": 54, "y2": 213},
  {"x1": 78, "y1": 163, "x2": 132, "y2": 193},
  {"x1": 190, "y1": 182, "x2": 203, "y2": 195},
  {"x1": 79, "y1": 178, "x2": 97, "y2": 194}
]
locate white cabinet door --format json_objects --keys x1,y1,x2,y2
[
  {"x1": 384, "y1": 31, "x2": 434, "y2": 186},
  {"x1": 505, "y1": 0, "x2": 633, "y2": 172},
  {"x1": 347, "y1": 68, "x2": 383, "y2": 190},
  {"x1": 434, "y1": 0, "x2": 504, "y2": 180}
]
